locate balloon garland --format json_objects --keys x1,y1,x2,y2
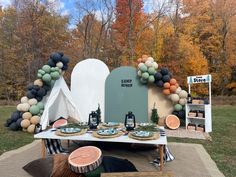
[
  {"x1": 4, "y1": 52, "x2": 70, "y2": 133},
  {"x1": 136, "y1": 55, "x2": 187, "y2": 121}
]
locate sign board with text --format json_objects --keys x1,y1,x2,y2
[
  {"x1": 187, "y1": 74, "x2": 212, "y2": 84},
  {"x1": 105, "y1": 67, "x2": 148, "y2": 123}
]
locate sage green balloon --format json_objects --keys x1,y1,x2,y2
[
  {"x1": 38, "y1": 69, "x2": 45, "y2": 75},
  {"x1": 142, "y1": 72, "x2": 149, "y2": 79},
  {"x1": 29, "y1": 105, "x2": 40, "y2": 115},
  {"x1": 174, "y1": 104, "x2": 183, "y2": 111},
  {"x1": 50, "y1": 67, "x2": 56, "y2": 72},
  {"x1": 140, "y1": 78, "x2": 147, "y2": 84},
  {"x1": 37, "y1": 73, "x2": 42, "y2": 78},
  {"x1": 42, "y1": 65, "x2": 51, "y2": 73},
  {"x1": 148, "y1": 75, "x2": 155, "y2": 83},
  {"x1": 42, "y1": 73, "x2": 51, "y2": 83},
  {"x1": 50, "y1": 80, "x2": 55, "y2": 87},
  {"x1": 54, "y1": 67, "x2": 60, "y2": 72},
  {"x1": 50, "y1": 71, "x2": 60, "y2": 80},
  {"x1": 37, "y1": 102, "x2": 44, "y2": 110},
  {"x1": 148, "y1": 67, "x2": 156, "y2": 75},
  {"x1": 39, "y1": 110, "x2": 44, "y2": 114},
  {"x1": 140, "y1": 64, "x2": 148, "y2": 72}
]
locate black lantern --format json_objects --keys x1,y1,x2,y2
[
  {"x1": 124, "y1": 111, "x2": 136, "y2": 131},
  {"x1": 88, "y1": 111, "x2": 99, "y2": 129},
  {"x1": 34, "y1": 123, "x2": 42, "y2": 134}
]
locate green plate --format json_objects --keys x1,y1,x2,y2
[
  {"x1": 131, "y1": 131, "x2": 153, "y2": 138},
  {"x1": 60, "y1": 127, "x2": 81, "y2": 134},
  {"x1": 97, "y1": 128, "x2": 118, "y2": 136}
]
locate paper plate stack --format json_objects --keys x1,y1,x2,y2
[{"x1": 68, "y1": 146, "x2": 103, "y2": 174}]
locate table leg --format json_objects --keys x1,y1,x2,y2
[
  {"x1": 41, "y1": 139, "x2": 46, "y2": 158},
  {"x1": 159, "y1": 145, "x2": 164, "y2": 171}
]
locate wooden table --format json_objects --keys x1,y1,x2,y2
[{"x1": 34, "y1": 127, "x2": 167, "y2": 171}]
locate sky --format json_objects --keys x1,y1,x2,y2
[{"x1": 0, "y1": 0, "x2": 157, "y2": 29}]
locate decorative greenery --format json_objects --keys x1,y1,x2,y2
[
  {"x1": 59, "y1": 123, "x2": 88, "y2": 130},
  {"x1": 96, "y1": 104, "x2": 101, "y2": 123},
  {"x1": 150, "y1": 102, "x2": 159, "y2": 124}
]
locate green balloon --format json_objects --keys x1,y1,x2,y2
[
  {"x1": 54, "y1": 67, "x2": 60, "y2": 72},
  {"x1": 148, "y1": 75, "x2": 155, "y2": 83},
  {"x1": 29, "y1": 105, "x2": 40, "y2": 115},
  {"x1": 38, "y1": 69, "x2": 45, "y2": 75},
  {"x1": 140, "y1": 78, "x2": 147, "y2": 84},
  {"x1": 42, "y1": 65, "x2": 51, "y2": 73},
  {"x1": 39, "y1": 110, "x2": 44, "y2": 114},
  {"x1": 50, "y1": 71, "x2": 60, "y2": 80},
  {"x1": 140, "y1": 65, "x2": 148, "y2": 72},
  {"x1": 174, "y1": 104, "x2": 183, "y2": 111},
  {"x1": 50, "y1": 80, "x2": 55, "y2": 87},
  {"x1": 148, "y1": 67, "x2": 156, "y2": 75},
  {"x1": 37, "y1": 73, "x2": 42, "y2": 78},
  {"x1": 42, "y1": 73, "x2": 51, "y2": 83},
  {"x1": 50, "y1": 67, "x2": 56, "y2": 72},
  {"x1": 142, "y1": 72, "x2": 149, "y2": 79},
  {"x1": 37, "y1": 102, "x2": 44, "y2": 110}
]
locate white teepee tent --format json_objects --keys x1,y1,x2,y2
[{"x1": 40, "y1": 77, "x2": 81, "y2": 130}]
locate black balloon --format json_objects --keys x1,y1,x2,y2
[
  {"x1": 172, "y1": 111, "x2": 179, "y2": 117},
  {"x1": 36, "y1": 96, "x2": 43, "y2": 102},
  {"x1": 58, "y1": 51, "x2": 64, "y2": 56},
  {"x1": 178, "y1": 110, "x2": 186, "y2": 119},
  {"x1": 27, "y1": 91, "x2": 35, "y2": 99},
  {"x1": 27, "y1": 83, "x2": 34, "y2": 90},
  {"x1": 154, "y1": 72, "x2": 162, "y2": 81},
  {"x1": 50, "y1": 52, "x2": 61, "y2": 63},
  {"x1": 9, "y1": 122, "x2": 18, "y2": 131},
  {"x1": 62, "y1": 64, "x2": 68, "y2": 71},
  {"x1": 156, "y1": 80, "x2": 164, "y2": 87},
  {"x1": 162, "y1": 75, "x2": 170, "y2": 82},
  {"x1": 16, "y1": 118, "x2": 23, "y2": 127},
  {"x1": 31, "y1": 89, "x2": 37, "y2": 95},
  {"x1": 47, "y1": 58, "x2": 56, "y2": 67},
  {"x1": 11, "y1": 111, "x2": 21, "y2": 122},
  {"x1": 33, "y1": 85, "x2": 40, "y2": 91},
  {"x1": 43, "y1": 85, "x2": 51, "y2": 91},
  {"x1": 5, "y1": 118, "x2": 12, "y2": 127},
  {"x1": 61, "y1": 56, "x2": 69, "y2": 64},
  {"x1": 160, "y1": 68, "x2": 169, "y2": 75},
  {"x1": 37, "y1": 88, "x2": 46, "y2": 97}
]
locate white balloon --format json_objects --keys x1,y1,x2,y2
[
  {"x1": 56, "y1": 62, "x2": 64, "y2": 69},
  {"x1": 145, "y1": 60, "x2": 153, "y2": 67},
  {"x1": 152, "y1": 62, "x2": 158, "y2": 69},
  {"x1": 176, "y1": 87, "x2": 182, "y2": 94},
  {"x1": 179, "y1": 98, "x2": 187, "y2": 105},
  {"x1": 171, "y1": 94, "x2": 180, "y2": 103},
  {"x1": 137, "y1": 70, "x2": 142, "y2": 76},
  {"x1": 28, "y1": 98, "x2": 38, "y2": 106},
  {"x1": 21, "y1": 103, "x2": 31, "y2": 112},
  {"x1": 147, "y1": 57, "x2": 154, "y2": 62},
  {"x1": 16, "y1": 104, "x2": 23, "y2": 111},
  {"x1": 21, "y1": 96, "x2": 28, "y2": 103},
  {"x1": 138, "y1": 63, "x2": 145, "y2": 69},
  {"x1": 179, "y1": 90, "x2": 188, "y2": 98},
  {"x1": 34, "y1": 79, "x2": 43, "y2": 87}
]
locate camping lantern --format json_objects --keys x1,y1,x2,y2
[
  {"x1": 124, "y1": 111, "x2": 136, "y2": 131},
  {"x1": 88, "y1": 111, "x2": 99, "y2": 129},
  {"x1": 34, "y1": 123, "x2": 42, "y2": 134}
]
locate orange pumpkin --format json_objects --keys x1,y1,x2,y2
[{"x1": 163, "y1": 82, "x2": 170, "y2": 89}]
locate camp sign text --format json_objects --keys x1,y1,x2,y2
[
  {"x1": 187, "y1": 74, "x2": 212, "y2": 84},
  {"x1": 121, "y1": 79, "x2": 133, "y2": 87}
]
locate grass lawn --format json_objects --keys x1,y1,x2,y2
[
  {"x1": 0, "y1": 106, "x2": 34, "y2": 155},
  {"x1": 169, "y1": 105, "x2": 236, "y2": 177},
  {"x1": 0, "y1": 105, "x2": 235, "y2": 176}
]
